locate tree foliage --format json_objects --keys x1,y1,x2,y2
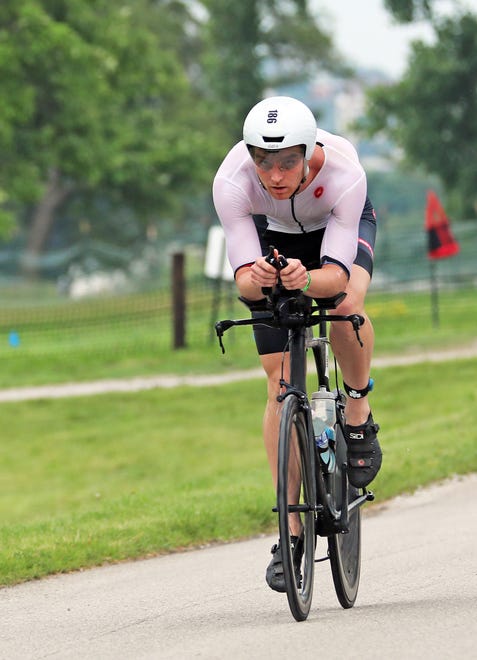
[
  {"x1": 200, "y1": 0, "x2": 346, "y2": 142},
  {"x1": 0, "y1": 0, "x2": 347, "y2": 272},
  {"x1": 383, "y1": 0, "x2": 433, "y2": 22},
  {"x1": 200, "y1": 0, "x2": 262, "y2": 144},
  {"x1": 362, "y1": 12, "x2": 477, "y2": 217},
  {"x1": 0, "y1": 0, "x2": 222, "y2": 265}
]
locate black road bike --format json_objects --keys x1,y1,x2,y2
[{"x1": 215, "y1": 247, "x2": 374, "y2": 621}]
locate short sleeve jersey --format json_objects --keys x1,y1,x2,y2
[{"x1": 212, "y1": 128, "x2": 367, "y2": 275}]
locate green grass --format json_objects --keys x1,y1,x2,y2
[
  {"x1": 367, "y1": 287, "x2": 477, "y2": 355},
  {"x1": 0, "y1": 284, "x2": 260, "y2": 386},
  {"x1": 0, "y1": 285, "x2": 476, "y2": 387},
  {"x1": 1, "y1": 357, "x2": 476, "y2": 587},
  {"x1": 0, "y1": 283, "x2": 476, "y2": 585}
]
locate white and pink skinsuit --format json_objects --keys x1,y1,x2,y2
[{"x1": 213, "y1": 129, "x2": 367, "y2": 277}]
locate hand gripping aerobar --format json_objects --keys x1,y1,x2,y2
[
  {"x1": 214, "y1": 245, "x2": 365, "y2": 354},
  {"x1": 262, "y1": 244, "x2": 289, "y2": 296}
]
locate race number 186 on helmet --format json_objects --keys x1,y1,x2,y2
[{"x1": 243, "y1": 96, "x2": 317, "y2": 161}]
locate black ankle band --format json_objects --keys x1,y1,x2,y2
[{"x1": 343, "y1": 378, "x2": 374, "y2": 399}]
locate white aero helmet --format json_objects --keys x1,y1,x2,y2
[{"x1": 243, "y1": 96, "x2": 317, "y2": 160}]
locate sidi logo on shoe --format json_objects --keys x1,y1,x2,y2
[{"x1": 349, "y1": 431, "x2": 364, "y2": 440}]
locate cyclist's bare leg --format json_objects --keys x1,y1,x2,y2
[
  {"x1": 261, "y1": 352, "x2": 303, "y2": 537},
  {"x1": 329, "y1": 264, "x2": 374, "y2": 426}
]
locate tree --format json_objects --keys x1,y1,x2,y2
[
  {"x1": 383, "y1": 0, "x2": 471, "y2": 23},
  {"x1": 0, "y1": 0, "x2": 222, "y2": 274},
  {"x1": 362, "y1": 11, "x2": 477, "y2": 218},
  {"x1": 0, "y1": 0, "x2": 351, "y2": 277},
  {"x1": 383, "y1": 0, "x2": 433, "y2": 22},
  {"x1": 200, "y1": 0, "x2": 347, "y2": 143}
]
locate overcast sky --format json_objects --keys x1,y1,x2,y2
[{"x1": 313, "y1": 0, "x2": 477, "y2": 78}]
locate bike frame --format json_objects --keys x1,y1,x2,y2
[
  {"x1": 216, "y1": 244, "x2": 376, "y2": 618},
  {"x1": 215, "y1": 286, "x2": 372, "y2": 531}
]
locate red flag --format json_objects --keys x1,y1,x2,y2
[{"x1": 425, "y1": 190, "x2": 460, "y2": 260}]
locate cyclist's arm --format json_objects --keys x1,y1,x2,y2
[
  {"x1": 213, "y1": 152, "x2": 264, "y2": 275},
  {"x1": 291, "y1": 262, "x2": 348, "y2": 298},
  {"x1": 235, "y1": 261, "x2": 276, "y2": 300},
  {"x1": 236, "y1": 258, "x2": 348, "y2": 300},
  {"x1": 320, "y1": 175, "x2": 366, "y2": 274}
]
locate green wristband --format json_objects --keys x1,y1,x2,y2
[{"x1": 302, "y1": 271, "x2": 311, "y2": 292}]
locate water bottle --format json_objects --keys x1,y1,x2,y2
[{"x1": 311, "y1": 389, "x2": 336, "y2": 472}]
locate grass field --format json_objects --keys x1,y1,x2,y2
[
  {"x1": 1, "y1": 355, "x2": 476, "y2": 587},
  {"x1": 0, "y1": 285, "x2": 476, "y2": 387},
  {"x1": 0, "y1": 284, "x2": 476, "y2": 586}
]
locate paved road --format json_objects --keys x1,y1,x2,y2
[{"x1": 1, "y1": 474, "x2": 476, "y2": 659}]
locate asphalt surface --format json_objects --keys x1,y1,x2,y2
[{"x1": 1, "y1": 474, "x2": 476, "y2": 660}]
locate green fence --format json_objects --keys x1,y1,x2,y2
[
  {"x1": 0, "y1": 219, "x2": 475, "y2": 367},
  {"x1": 373, "y1": 219, "x2": 476, "y2": 289}
]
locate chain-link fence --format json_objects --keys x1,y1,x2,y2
[
  {"x1": 372, "y1": 219, "x2": 477, "y2": 291},
  {"x1": 0, "y1": 219, "x2": 475, "y2": 364}
]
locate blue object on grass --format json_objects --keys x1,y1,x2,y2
[{"x1": 8, "y1": 331, "x2": 20, "y2": 348}]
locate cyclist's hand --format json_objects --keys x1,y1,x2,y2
[
  {"x1": 279, "y1": 258, "x2": 308, "y2": 290},
  {"x1": 250, "y1": 256, "x2": 280, "y2": 289}
]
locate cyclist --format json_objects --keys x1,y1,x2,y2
[{"x1": 212, "y1": 96, "x2": 382, "y2": 592}]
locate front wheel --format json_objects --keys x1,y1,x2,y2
[
  {"x1": 327, "y1": 422, "x2": 361, "y2": 608},
  {"x1": 277, "y1": 395, "x2": 316, "y2": 621}
]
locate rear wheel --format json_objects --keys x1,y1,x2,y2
[
  {"x1": 327, "y1": 422, "x2": 361, "y2": 608},
  {"x1": 277, "y1": 395, "x2": 316, "y2": 621}
]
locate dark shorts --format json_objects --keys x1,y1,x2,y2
[{"x1": 252, "y1": 196, "x2": 377, "y2": 355}]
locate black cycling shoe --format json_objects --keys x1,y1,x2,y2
[
  {"x1": 266, "y1": 535, "x2": 303, "y2": 593},
  {"x1": 345, "y1": 412, "x2": 382, "y2": 488}
]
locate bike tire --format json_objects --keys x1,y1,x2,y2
[
  {"x1": 277, "y1": 394, "x2": 316, "y2": 621},
  {"x1": 327, "y1": 422, "x2": 361, "y2": 608}
]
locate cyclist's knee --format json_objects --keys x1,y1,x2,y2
[
  {"x1": 331, "y1": 291, "x2": 369, "y2": 344},
  {"x1": 337, "y1": 264, "x2": 371, "y2": 316},
  {"x1": 260, "y1": 352, "x2": 289, "y2": 400},
  {"x1": 335, "y1": 285, "x2": 365, "y2": 316}
]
